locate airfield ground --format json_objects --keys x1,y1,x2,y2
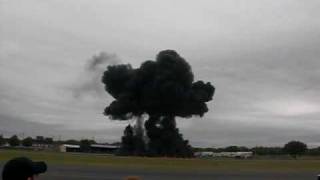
[{"x1": 0, "y1": 150, "x2": 319, "y2": 179}]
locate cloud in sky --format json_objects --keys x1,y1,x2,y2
[
  {"x1": 0, "y1": 0, "x2": 319, "y2": 147},
  {"x1": 257, "y1": 99, "x2": 320, "y2": 117}
]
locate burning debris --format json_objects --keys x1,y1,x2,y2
[{"x1": 102, "y1": 50, "x2": 215, "y2": 157}]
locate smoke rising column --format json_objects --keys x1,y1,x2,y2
[{"x1": 102, "y1": 50, "x2": 215, "y2": 157}]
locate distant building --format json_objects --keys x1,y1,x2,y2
[
  {"x1": 90, "y1": 144, "x2": 119, "y2": 154},
  {"x1": 32, "y1": 143, "x2": 54, "y2": 150},
  {"x1": 194, "y1": 151, "x2": 214, "y2": 157},
  {"x1": 59, "y1": 144, "x2": 119, "y2": 154},
  {"x1": 195, "y1": 151, "x2": 253, "y2": 159},
  {"x1": 59, "y1": 144, "x2": 80, "y2": 152}
]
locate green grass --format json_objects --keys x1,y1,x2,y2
[{"x1": 1, "y1": 150, "x2": 319, "y2": 172}]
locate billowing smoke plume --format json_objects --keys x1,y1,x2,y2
[
  {"x1": 87, "y1": 52, "x2": 119, "y2": 71},
  {"x1": 102, "y1": 50, "x2": 215, "y2": 157},
  {"x1": 73, "y1": 52, "x2": 120, "y2": 98}
]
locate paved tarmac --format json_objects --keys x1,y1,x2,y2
[
  {"x1": 1, "y1": 164, "x2": 319, "y2": 180},
  {"x1": 40, "y1": 164, "x2": 318, "y2": 180}
]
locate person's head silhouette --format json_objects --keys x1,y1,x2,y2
[{"x1": 2, "y1": 157, "x2": 47, "y2": 180}]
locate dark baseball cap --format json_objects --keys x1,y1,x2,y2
[{"x1": 2, "y1": 157, "x2": 47, "y2": 180}]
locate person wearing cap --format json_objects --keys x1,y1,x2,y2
[{"x1": 2, "y1": 157, "x2": 47, "y2": 180}]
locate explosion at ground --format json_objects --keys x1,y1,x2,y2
[{"x1": 102, "y1": 50, "x2": 215, "y2": 157}]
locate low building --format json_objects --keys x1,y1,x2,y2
[
  {"x1": 214, "y1": 152, "x2": 253, "y2": 158},
  {"x1": 195, "y1": 151, "x2": 253, "y2": 159},
  {"x1": 59, "y1": 144, "x2": 119, "y2": 154},
  {"x1": 59, "y1": 144, "x2": 80, "y2": 152},
  {"x1": 90, "y1": 144, "x2": 119, "y2": 154},
  {"x1": 194, "y1": 151, "x2": 214, "y2": 157},
  {"x1": 32, "y1": 143, "x2": 54, "y2": 150}
]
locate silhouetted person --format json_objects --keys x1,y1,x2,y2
[{"x1": 2, "y1": 157, "x2": 47, "y2": 180}]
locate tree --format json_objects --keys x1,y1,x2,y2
[
  {"x1": 0, "y1": 135, "x2": 6, "y2": 146},
  {"x1": 307, "y1": 147, "x2": 320, "y2": 156},
  {"x1": 224, "y1": 146, "x2": 240, "y2": 152},
  {"x1": 64, "y1": 139, "x2": 80, "y2": 145},
  {"x1": 283, "y1": 141, "x2": 307, "y2": 159},
  {"x1": 102, "y1": 50, "x2": 215, "y2": 157},
  {"x1": 80, "y1": 139, "x2": 93, "y2": 152},
  {"x1": 8, "y1": 135, "x2": 20, "y2": 147},
  {"x1": 224, "y1": 146, "x2": 249, "y2": 152},
  {"x1": 22, "y1": 137, "x2": 33, "y2": 147},
  {"x1": 251, "y1": 146, "x2": 284, "y2": 155},
  {"x1": 36, "y1": 136, "x2": 44, "y2": 144},
  {"x1": 44, "y1": 137, "x2": 53, "y2": 144},
  {"x1": 119, "y1": 125, "x2": 135, "y2": 156}
]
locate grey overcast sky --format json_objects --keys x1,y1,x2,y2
[{"x1": 1, "y1": 0, "x2": 319, "y2": 147}]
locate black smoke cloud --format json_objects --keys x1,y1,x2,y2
[
  {"x1": 102, "y1": 50, "x2": 215, "y2": 156},
  {"x1": 102, "y1": 50, "x2": 215, "y2": 120},
  {"x1": 73, "y1": 52, "x2": 120, "y2": 98}
]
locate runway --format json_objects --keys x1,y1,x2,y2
[{"x1": 38, "y1": 164, "x2": 317, "y2": 180}]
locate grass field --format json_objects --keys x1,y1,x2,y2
[{"x1": 0, "y1": 150, "x2": 319, "y2": 173}]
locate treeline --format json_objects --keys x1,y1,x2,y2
[
  {"x1": 0, "y1": 134, "x2": 119, "y2": 148},
  {"x1": 193, "y1": 145, "x2": 320, "y2": 156},
  {"x1": 0, "y1": 135, "x2": 54, "y2": 147},
  {"x1": 2, "y1": 135, "x2": 319, "y2": 157}
]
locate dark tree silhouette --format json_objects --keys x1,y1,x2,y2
[
  {"x1": 80, "y1": 139, "x2": 94, "y2": 152},
  {"x1": 118, "y1": 125, "x2": 135, "y2": 155},
  {"x1": 64, "y1": 139, "x2": 80, "y2": 145},
  {"x1": 251, "y1": 147, "x2": 284, "y2": 155},
  {"x1": 8, "y1": 135, "x2": 20, "y2": 147},
  {"x1": 36, "y1": 136, "x2": 45, "y2": 144},
  {"x1": 102, "y1": 50, "x2": 215, "y2": 157},
  {"x1": 44, "y1": 137, "x2": 53, "y2": 144},
  {"x1": 224, "y1": 146, "x2": 240, "y2": 152},
  {"x1": 22, "y1": 137, "x2": 33, "y2": 147},
  {"x1": 283, "y1": 141, "x2": 307, "y2": 159},
  {"x1": 0, "y1": 135, "x2": 6, "y2": 146},
  {"x1": 307, "y1": 147, "x2": 320, "y2": 156}
]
